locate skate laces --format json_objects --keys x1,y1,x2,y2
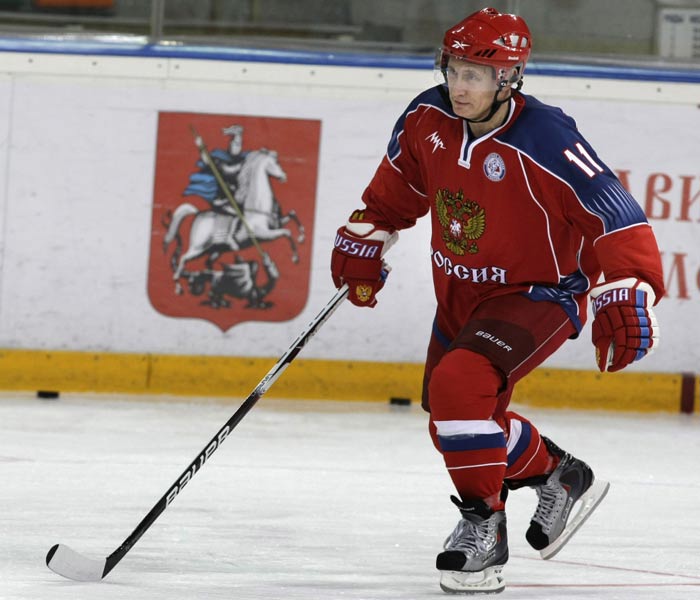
[
  {"x1": 532, "y1": 471, "x2": 567, "y2": 530},
  {"x1": 446, "y1": 517, "x2": 495, "y2": 557}
]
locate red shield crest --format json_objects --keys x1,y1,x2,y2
[{"x1": 148, "y1": 112, "x2": 320, "y2": 331}]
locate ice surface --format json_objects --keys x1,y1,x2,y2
[{"x1": 1, "y1": 392, "x2": 699, "y2": 599}]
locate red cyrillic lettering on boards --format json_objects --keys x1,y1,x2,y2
[{"x1": 645, "y1": 173, "x2": 672, "y2": 220}]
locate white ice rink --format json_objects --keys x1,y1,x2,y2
[{"x1": 1, "y1": 392, "x2": 699, "y2": 600}]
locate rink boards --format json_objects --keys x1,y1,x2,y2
[
  {"x1": 0, "y1": 348, "x2": 696, "y2": 413},
  {"x1": 0, "y1": 39, "x2": 698, "y2": 412}
]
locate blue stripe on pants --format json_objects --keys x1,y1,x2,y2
[{"x1": 438, "y1": 431, "x2": 506, "y2": 453}]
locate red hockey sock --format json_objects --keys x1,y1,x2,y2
[{"x1": 428, "y1": 349, "x2": 507, "y2": 510}]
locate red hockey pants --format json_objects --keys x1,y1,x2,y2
[{"x1": 422, "y1": 294, "x2": 577, "y2": 509}]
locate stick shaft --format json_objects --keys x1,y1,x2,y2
[{"x1": 101, "y1": 284, "x2": 349, "y2": 577}]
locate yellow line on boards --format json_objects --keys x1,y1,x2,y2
[{"x1": 0, "y1": 349, "x2": 691, "y2": 413}]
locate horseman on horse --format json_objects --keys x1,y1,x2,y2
[{"x1": 163, "y1": 126, "x2": 305, "y2": 296}]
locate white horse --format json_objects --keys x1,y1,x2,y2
[{"x1": 164, "y1": 149, "x2": 305, "y2": 291}]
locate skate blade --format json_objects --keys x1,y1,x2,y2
[
  {"x1": 540, "y1": 478, "x2": 610, "y2": 560},
  {"x1": 439, "y1": 565, "x2": 505, "y2": 594}
]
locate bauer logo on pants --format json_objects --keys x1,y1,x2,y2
[{"x1": 147, "y1": 112, "x2": 321, "y2": 332}]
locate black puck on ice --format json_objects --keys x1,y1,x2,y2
[
  {"x1": 37, "y1": 390, "x2": 60, "y2": 399},
  {"x1": 389, "y1": 397, "x2": 411, "y2": 406}
]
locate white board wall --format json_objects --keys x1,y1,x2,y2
[{"x1": 0, "y1": 50, "x2": 697, "y2": 374}]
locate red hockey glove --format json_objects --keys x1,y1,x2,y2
[
  {"x1": 590, "y1": 277, "x2": 659, "y2": 373},
  {"x1": 331, "y1": 211, "x2": 395, "y2": 307}
]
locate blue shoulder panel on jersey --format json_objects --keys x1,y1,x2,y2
[
  {"x1": 387, "y1": 85, "x2": 453, "y2": 161},
  {"x1": 498, "y1": 94, "x2": 647, "y2": 234}
]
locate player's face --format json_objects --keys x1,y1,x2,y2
[{"x1": 445, "y1": 58, "x2": 502, "y2": 120}]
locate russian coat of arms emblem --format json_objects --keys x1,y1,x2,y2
[{"x1": 435, "y1": 188, "x2": 486, "y2": 255}]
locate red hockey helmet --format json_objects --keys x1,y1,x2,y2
[{"x1": 437, "y1": 8, "x2": 532, "y2": 89}]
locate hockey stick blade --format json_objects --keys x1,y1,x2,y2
[{"x1": 46, "y1": 544, "x2": 107, "y2": 582}]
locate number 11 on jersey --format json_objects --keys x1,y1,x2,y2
[{"x1": 564, "y1": 142, "x2": 604, "y2": 178}]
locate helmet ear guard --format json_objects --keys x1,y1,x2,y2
[{"x1": 496, "y1": 65, "x2": 525, "y2": 90}]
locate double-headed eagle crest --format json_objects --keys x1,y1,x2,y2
[{"x1": 435, "y1": 188, "x2": 486, "y2": 255}]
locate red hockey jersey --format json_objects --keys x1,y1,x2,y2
[{"x1": 361, "y1": 87, "x2": 664, "y2": 340}]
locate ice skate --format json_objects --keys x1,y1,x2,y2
[
  {"x1": 517, "y1": 437, "x2": 610, "y2": 559},
  {"x1": 436, "y1": 496, "x2": 508, "y2": 594}
]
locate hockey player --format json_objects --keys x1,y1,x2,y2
[{"x1": 330, "y1": 7, "x2": 664, "y2": 595}]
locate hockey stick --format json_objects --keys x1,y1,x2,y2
[
  {"x1": 46, "y1": 234, "x2": 397, "y2": 582},
  {"x1": 45, "y1": 286, "x2": 349, "y2": 581}
]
